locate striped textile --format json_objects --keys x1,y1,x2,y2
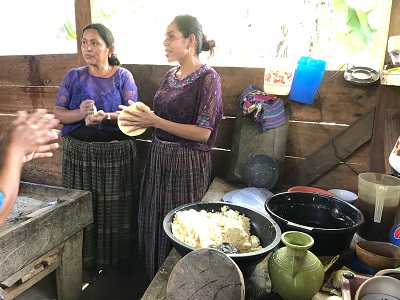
[
  {"x1": 238, "y1": 85, "x2": 286, "y2": 131},
  {"x1": 62, "y1": 136, "x2": 140, "y2": 273},
  {"x1": 138, "y1": 136, "x2": 212, "y2": 279}
]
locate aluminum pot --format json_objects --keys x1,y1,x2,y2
[{"x1": 265, "y1": 192, "x2": 364, "y2": 256}]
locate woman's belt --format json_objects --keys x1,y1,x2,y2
[{"x1": 67, "y1": 125, "x2": 129, "y2": 142}]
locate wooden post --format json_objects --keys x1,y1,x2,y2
[
  {"x1": 56, "y1": 231, "x2": 84, "y2": 300},
  {"x1": 74, "y1": 0, "x2": 92, "y2": 66}
]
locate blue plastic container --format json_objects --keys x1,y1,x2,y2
[
  {"x1": 289, "y1": 56, "x2": 327, "y2": 104},
  {"x1": 389, "y1": 224, "x2": 400, "y2": 246}
]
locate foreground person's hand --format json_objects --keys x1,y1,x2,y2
[
  {"x1": 0, "y1": 109, "x2": 60, "y2": 226},
  {"x1": 7, "y1": 110, "x2": 60, "y2": 163}
]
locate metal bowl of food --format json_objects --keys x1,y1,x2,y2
[{"x1": 163, "y1": 201, "x2": 281, "y2": 274}]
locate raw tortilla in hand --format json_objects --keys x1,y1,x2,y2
[{"x1": 118, "y1": 101, "x2": 150, "y2": 136}]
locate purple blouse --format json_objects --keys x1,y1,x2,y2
[
  {"x1": 55, "y1": 66, "x2": 138, "y2": 136},
  {"x1": 154, "y1": 64, "x2": 223, "y2": 151}
]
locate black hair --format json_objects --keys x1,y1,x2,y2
[
  {"x1": 82, "y1": 23, "x2": 121, "y2": 66},
  {"x1": 173, "y1": 15, "x2": 216, "y2": 57}
]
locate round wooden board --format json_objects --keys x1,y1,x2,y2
[
  {"x1": 117, "y1": 101, "x2": 150, "y2": 136},
  {"x1": 167, "y1": 248, "x2": 245, "y2": 300}
]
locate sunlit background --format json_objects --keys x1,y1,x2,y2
[{"x1": 1, "y1": 0, "x2": 390, "y2": 70}]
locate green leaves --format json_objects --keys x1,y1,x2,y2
[
  {"x1": 347, "y1": 6, "x2": 378, "y2": 48},
  {"x1": 333, "y1": 0, "x2": 379, "y2": 50},
  {"x1": 57, "y1": 19, "x2": 76, "y2": 40}
]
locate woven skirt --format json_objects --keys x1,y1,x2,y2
[
  {"x1": 62, "y1": 136, "x2": 140, "y2": 271},
  {"x1": 138, "y1": 136, "x2": 212, "y2": 279}
]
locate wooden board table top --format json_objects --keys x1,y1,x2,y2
[{"x1": 0, "y1": 181, "x2": 93, "y2": 300}]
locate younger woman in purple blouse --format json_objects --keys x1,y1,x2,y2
[{"x1": 119, "y1": 14, "x2": 224, "y2": 279}]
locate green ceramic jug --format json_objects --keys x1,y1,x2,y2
[{"x1": 268, "y1": 231, "x2": 325, "y2": 300}]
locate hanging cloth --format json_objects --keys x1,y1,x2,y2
[{"x1": 238, "y1": 85, "x2": 286, "y2": 131}]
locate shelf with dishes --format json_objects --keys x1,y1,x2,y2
[{"x1": 381, "y1": 66, "x2": 400, "y2": 86}]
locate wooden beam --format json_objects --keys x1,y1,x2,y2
[
  {"x1": 369, "y1": 85, "x2": 400, "y2": 173},
  {"x1": 285, "y1": 108, "x2": 375, "y2": 185},
  {"x1": 74, "y1": 0, "x2": 92, "y2": 66}
]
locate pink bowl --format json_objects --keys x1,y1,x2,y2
[{"x1": 287, "y1": 186, "x2": 334, "y2": 197}]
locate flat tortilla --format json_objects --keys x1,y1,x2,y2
[{"x1": 118, "y1": 102, "x2": 150, "y2": 136}]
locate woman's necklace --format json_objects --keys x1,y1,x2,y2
[{"x1": 102, "y1": 65, "x2": 113, "y2": 78}]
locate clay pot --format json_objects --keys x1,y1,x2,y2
[
  {"x1": 355, "y1": 241, "x2": 400, "y2": 270},
  {"x1": 268, "y1": 231, "x2": 325, "y2": 300}
]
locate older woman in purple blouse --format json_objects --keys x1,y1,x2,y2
[
  {"x1": 119, "y1": 14, "x2": 223, "y2": 279},
  {"x1": 54, "y1": 23, "x2": 140, "y2": 282}
]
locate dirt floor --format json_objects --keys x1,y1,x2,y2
[{"x1": 14, "y1": 259, "x2": 150, "y2": 300}]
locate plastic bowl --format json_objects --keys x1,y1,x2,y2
[
  {"x1": 265, "y1": 192, "x2": 364, "y2": 256},
  {"x1": 288, "y1": 186, "x2": 334, "y2": 197},
  {"x1": 328, "y1": 189, "x2": 358, "y2": 204},
  {"x1": 354, "y1": 275, "x2": 400, "y2": 300}
]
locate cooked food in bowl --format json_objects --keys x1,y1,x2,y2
[
  {"x1": 163, "y1": 201, "x2": 281, "y2": 275},
  {"x1": 171, "y1": 205, "x2": 262, "y2": 253}
]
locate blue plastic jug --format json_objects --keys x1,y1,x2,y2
[{"x1": 289, "y1": 57, "x2": 327, "y2": 104}]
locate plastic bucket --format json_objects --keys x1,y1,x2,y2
[
  {"x1": 289, "y1": 57, "x2": 327, "y2": 104},
  {"x1": 263, "y1": 58, "x2": 296, "y2": 96}
]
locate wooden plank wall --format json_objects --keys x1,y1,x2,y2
[
  {"x1": 368, "y1": 0, "x2": 400, "y2": 175},
  {"x1": 0, "y1": 54, "x2": 379, "y2": 192}
]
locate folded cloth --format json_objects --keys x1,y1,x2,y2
[{"x1": 238, "y1": 85, "x2": 286, "y2": 131}]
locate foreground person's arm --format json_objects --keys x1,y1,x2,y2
[{"x1": 0, "y1": 110, "x2": 59, "y2": 226}]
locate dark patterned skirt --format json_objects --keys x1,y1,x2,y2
[
  {"x1": 62, "y1": 136, "x2": 140, "y2": 272},
  {"x1": 138, "y1": 136, "x2": 212, "y2": 279}
]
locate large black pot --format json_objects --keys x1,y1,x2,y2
[
  {"x1": 163, "y1": 201, "x2": 281, "y2": 275},
  {"x1": 265, "y1": 192, "x2": 364, "y2": 256}
]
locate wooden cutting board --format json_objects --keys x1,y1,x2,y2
[{"x1": 166, "y1": 248, "x2": 245, "y2": 300}]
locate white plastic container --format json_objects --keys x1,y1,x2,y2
[
  {"x1": 388, "y1": 35, "x2": 400, "y2": 53},
  {"x1": 389, "y1": 135, "x2": 400, "y2": 173},
  {"x1": 263, "y1": 58, "x2": 296, "y2": 95},
  {"x1": 388, "y1": 36, "x2": 400, "y2": 66}
]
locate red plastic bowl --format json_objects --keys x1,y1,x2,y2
[{"x1": 288, "y1": 186, "x2": 334, "y2": 197}]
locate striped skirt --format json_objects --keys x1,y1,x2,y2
[
  {"x1": 62, "y1": 136, "x2": 140, "y2": 271},
  {"x1": 138, "y1": 136, "x2": 212, "y2": 279}
]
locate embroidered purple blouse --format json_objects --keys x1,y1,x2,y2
[
  {"x1": 154, "y1": 64, "x2": 223, "y2": 151},
  {"x1": 55, "y1": 66, "x2": 138, "y2": 136}
]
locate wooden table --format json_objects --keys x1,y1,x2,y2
[
  {"x1": 0, "y1": 182, "x2": 93, "y2": 300},
  {"x1": 141, "y1": 177, "x2": 344, "y2": 300}
]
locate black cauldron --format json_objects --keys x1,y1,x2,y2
[
  {"x1": 265, "y1": 192, "x2": 364, "y2": 256},
  {"x1": 163, "y1": 201, "x2": 281, "y2": 275}
]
